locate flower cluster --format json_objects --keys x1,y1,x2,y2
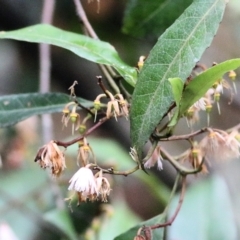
[
  {"x1": 68, "y1": 166, "x2": 111, "y2": 204},
  {"x1": 185, "y1": 70, "x2": 236, "y2": 126},
  {"x1": 181, "y1": 129, "x2": 240, "y2": 173},
  {"x1": 199, "y1": 129, "x2": 240, "y2": 162},
  {"x1": 68, "y1": 137, "x2": 111, "y2": 203},
  {"x1": 35, "y1": 137, "x2": 112, "y2": 203},
  {"x1": 61, "y1": 101, "x2": 81, "y2": 134},
  {"x1": 93, "y1": 91, "x2": 129, "y2": 121},
  {"x1": 61, "y1": 85, "x2": 129, "y2": 136},
  {"x1": 34, "y1": 80, "x2": 131, "y2": 205}
]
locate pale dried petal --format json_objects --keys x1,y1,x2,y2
[
  {"x1": 35, "y1": 141, "x2": 66, "y2": 177},
  {"x1": 96, "y1": 176, "x2": 111, "y2": 202},
  {"x1": 68, "y1": 167, "x2": 98, "y2": 203},
  {"x1": 200, "y1": 130, "x2": 240, "y2": 162}
]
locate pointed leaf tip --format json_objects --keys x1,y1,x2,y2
[{"x1": 130, "y1": 0, "x2": 227, "y2": 151}]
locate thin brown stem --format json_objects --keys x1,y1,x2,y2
[
  {"x1": 73, "y1": 0, "x2": 120, "y2": 94},
  {"x1": 99, "y1": 65, "x2": 120, "y2": 94},
  {"x1": 55, "y1": 116, "x2": 109, "y2": 148},
  {"x1": 93, "y1": 165, "x2": 139, "y2": 176},
  {"x1": 160, "y1": 147, "x2": 203, "y2": 175},
  {"x1": 74, "y1": 100, "x2": 94, "y2": 117},
  {"x1": 151, "y1": 176, "x2": 186, "y2": 229},
  {"x1": 73, "y1": 0, "x2": 98, "y2": 39},
  {"x1": 97, "y1": 76, "x2": 111, "y2": 98},
  {"x1": 159, "y1": 128, "x2": 208, "y2": 141}
]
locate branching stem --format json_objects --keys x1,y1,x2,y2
[
  {"x1": 93, "y1": 165, "x2": 139, "y2": 176},
  {"x1": 159, "y1": 128, "x2": 208, "y2": 141},
  {"x1": 55, "y1": 116, "x2": 108, "y2": 148},
  {"x1": 151, "y1": 176, "x2": 186, "y2": 229},
  {"x1": 160, "y1": 147, "x2": 203, "y2": 175}
]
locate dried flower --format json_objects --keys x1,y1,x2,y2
[
  {"x1": 144, "y1": 145, "x2": 163, "y2": 170},
  {"x1": 61, "y1": 102, "x2": 80, "y2": 133},
  {"x1": 93, "y1": 93, "x2": 105, "y2": 122},
  {"x1": 106, "y1": 91, "x2": 120, "y2": 120},
  {"x1": 95, "y1": 171, "x2": 111, "y2": 202},
  {"x1": 228, "y1": 70, "x2": 237, "y2": 93},
  {"x1": 116, "y1": 93, "x2": 129, "y2": 118},
  {"x1": 68, "y1": 166, "x2": 98, "y2": 203},
  {"x1": 77, "y1": 138, "x2": 95, "y2": 166},
  {"x1": 68, "y1": 80, "x2": 78, "y2": 97},
  {"x1": 182, "y1": 142, "x2": 208, "y2": 174},
  {"x1": 228, "y1": 70, "x2": 237, "y2": 80},
  {"x1": 137, "y1": 56, "x2": 146, "y2": 70},
  {"x1": 34, "y1": 141, "x2": 66, "y2": 177},
  {"x1": 200, "y1": 130, "x2": 240, "y2": 162},
  {"x1": 61, "y1": 101, "x2": 75, "y2": 127},
  {"x1": 61, "y1": 108, "x2": 70, "y2": 127},
  {"x1": 129, "y1": 147, "x2": 139, "y2": 163},
  {"x1": 192, "y1": 97, "x2": 207, "y2": 111},
  {"x1": 70, "y1": 111, "x2": 81, "y2": 134},
  {"x1": 185, "y1": 106, "x2": 200, "y2": 126}
]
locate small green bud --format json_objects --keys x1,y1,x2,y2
[
  {"x1": 94, "y1": 100, "x2": 101, "y2": 110},
  {"x1": 79, "y1": 124, "x2": 87, "y2": 134},
  {"x1": 70, "y1": 112, "x2": 78, "y2": 123},
  {"x1": 205, "y1": 104, "x2": 212, "y2": 113}
]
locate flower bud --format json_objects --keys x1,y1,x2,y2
[
  {"x1": 214, "y1": 92, "x2": 220, "y2": 102},
  {"x1": 205, "y1": 104, "x2": 212, "y2": 113},
  {"x1": 70, "y1": 112, "x2": 78, "y2": 123},
  {"x1": 79, "y1": 124, "x2": 87, "y2": 134},
  {"x1": 228, "y1": 70, "x2": 236, "y2": 80},
  {"x1": 94, "y1": 100, "x2": 101, "y2": 111}
]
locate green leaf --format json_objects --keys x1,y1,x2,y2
[
  {"x1": 179, "y1": 58, "x2": 240, "y2": 116},
  {"x1": 44, "y1": 209, "x2": 78, "y2": 240},
  {"x1": 168, "y1": 78, "x2": 184, "y2": 127},
  {"x1": 0, "y1": 92, "x2": 92, "y2": 127},
  {"x1": 168, "y1": 175, "x2": 237, "y2": 240},
  {"x1": 130, "y1": 0, "x2": 227, "y2": 153},
  {"x1": 98, "y1": 201, "x2": 140, "y2": 240},
  {"x1": 123, "y1": 0, "x2": 192, "y2": 38},
  {"x1": 0, "y1": 24, "x2": 137, "y2": 86},
  {"x1": 114, "y1": 214, "x2": 166, "y2": 240},
  {"x1": 0, "y1": 168, "x2": 49, "y2": 240}
]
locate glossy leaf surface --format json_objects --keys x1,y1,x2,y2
[
  {"x1": 0, "y1": 24, "x2": 137, "y2": 86},
  {"x1": 179, "y1": 58, "x2": 240, "y2": 116}
]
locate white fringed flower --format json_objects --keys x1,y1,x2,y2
[{"x1": 68, "y1": 167, "x2": 98, "y2": 202}]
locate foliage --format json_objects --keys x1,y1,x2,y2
[{"x1": 0, "y1": 0, "x2": 240, "y2": 240}]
